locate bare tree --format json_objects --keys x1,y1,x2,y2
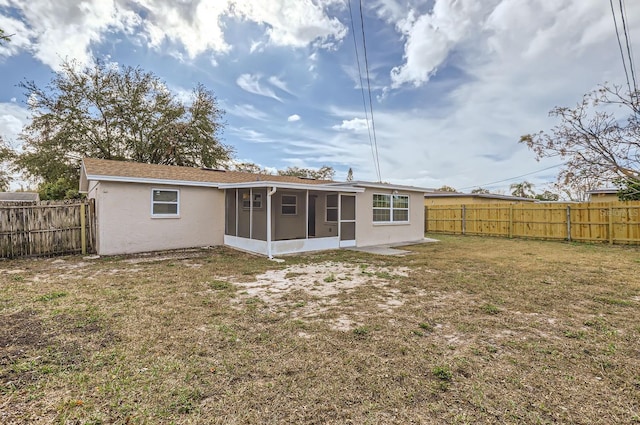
[{"x1": 520, "y1": 84, "x2": 639, "y2": 199}]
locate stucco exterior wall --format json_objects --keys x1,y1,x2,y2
[
  {"x1": 273, "y1": 190, "x2": 307, "y2": 240},
  {"x1": 589, "y1": 193, "x2": 619, "y2": 202},
  {"x1": 355, "y1": 188, "x2": 425, "y2": 247},
  {"x1": 91, "y1": 181, "x2": 224, "y2": 255}
]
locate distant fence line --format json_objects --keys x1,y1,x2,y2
[
  {"x1": 425, "y1": 201, "x2": 640, "y2": 245},
  {"x1": 0, "y1": 199, "x2": 96, "y2": 258}
]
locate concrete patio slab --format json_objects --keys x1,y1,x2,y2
[{"x1": 348, "y1": 237, "x2": 439, "y2": 256}]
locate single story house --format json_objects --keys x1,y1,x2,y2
[
  {"x1": 424, "y1": 192, "x2": 535, "y2": 206},
  {"x1": 79, "y1": 158, "x2": 428, "y2": 257},
  {"x1": 0, "y1": 192, "x2": 40, "y2": 204},
  {"x1": 586, "y1": 188, "x2": 619, "y2": 202}
]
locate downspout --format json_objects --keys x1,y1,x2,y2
[{"x1": 266, "y1": 186, "x2": 277, "y2": 259}]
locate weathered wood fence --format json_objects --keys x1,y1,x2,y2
[
  {"x1": 0, "y1": 199, "x2": 96, "y2": 258},
  {"x1": 425, "y1": 201, "x2": 640, "y2": 245}
]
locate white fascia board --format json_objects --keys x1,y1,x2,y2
[
  {"x1": 218, "y1": 181, "x2": 364, "y2": 192},
  {"x1": 332, "y1": 181, "x2": 431, "y2": 193},
  {"x1": 85, "y1": 174, "x2": 221, "y2": 188}
]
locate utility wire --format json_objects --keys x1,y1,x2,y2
[
  {"x1": 610, "y1": 0, "x2": 634, "y2": 97},
  {"x1": 618, "y1": 0, "x2": 638, "y2": 94},
  {"x1": 358, "y1": 0, "x2": 382, "y2": 182},
  {"x1": 458, "y1": 163, "x2": 563, "y2": 191},
  {"x1": 347, "y1": 0, "x2": 377, "y2": 182}
]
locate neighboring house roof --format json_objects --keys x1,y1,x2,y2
[
  {"x1": 0, "y1": 192, "x2": 40, "y2": 202},
  {"x1": 586, "y1": 188, "x2": 618, "y2": 195},
  {"x1": 424, "y1": 192, "x2": 536, "y2": 202}
]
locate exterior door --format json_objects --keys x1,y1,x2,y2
[{"x1": 339, "y1": 195, "x2": 356, "y2": 247}]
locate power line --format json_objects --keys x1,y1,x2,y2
[
  {"x1": 610, "y1": 0, "x2": 634, "y2": 96},
  {"x1": 347, "y1": 0, "x2": 377, "y2": 182},
  {"x1": 357, "y1": 0, "x2": 382, "y2": 182},
  {"x1": 618, "y1": 0, "x2": 638, "y2": 94},
  {"x1": 458, "y1": 163, "x2": 564, "y2": 191}
]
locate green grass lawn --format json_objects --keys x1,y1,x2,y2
[{"x1": 1, "y1": 235, "x2": 639, "y2": 424}]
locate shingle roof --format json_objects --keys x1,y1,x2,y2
[
  {"x1": 82, "y1": 158, "x2": 333, "y2": 186},
  {"x1": 0, "y1": 192, "x2": 40, "y2": 202}
]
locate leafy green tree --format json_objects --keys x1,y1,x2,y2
[
  {"x1": 615, "y1": 178, "x2": 640, "y2": 200},
  {"x1": 231, "y1": 162, "x2": 271, "y2": 174},
  {"x1": 277, "y1": 166, "x2": 335, "y2": 180},
  {"x1": 346, "y1": 167, "x2": 354, "y2": 182},
  {"x1": 38, "y1": 177, "x2": 81, "y2": 200},
  {"x1": 510, "y1": 181, "x2": 535, "y2": 198},
  {"x1": 534, "y1": 190, "x2": 559, "y2": 201},
  {"x1": 14, "y1": 58, "x2": 231, "y2": 198},
  {"x1": 0, "y1": 28, "x2": 11, "y2": 44},
  {"x1": 437, "y1": 185, "x2": 457, "y2": 192},
  {"x1": 521, "y1": 84, "x2": 639, "y2": 192},
  {"x1": 471, "y1": 187, "x2": 490, "y2": 194},
  {"x1": 0, "y1": 136, "x2": 12, "y2": 191}
]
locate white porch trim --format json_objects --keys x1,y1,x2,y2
[{"x1": 224, "y1": 235, "x2": 340, "y2": 256}]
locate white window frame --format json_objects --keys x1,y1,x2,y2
[
  {"x1": 372, "y1": 193, "x2": 409, "y2": 224},
  {"x1": 326, "y1": 194, "x2": 338, "y2": 222},
  {"x1": 242, "y1": 192, "x2": 263, "y2": 209},
  {"x1": 281, "y1": 194, "x2": 298, "y2": 215},
  {"x1": 151, "y1": 188, "x2": 180, "y2": 218}
]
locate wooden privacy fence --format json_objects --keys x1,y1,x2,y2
[
  {"x1": 0, "y1": 199, "x2": 96, "y2": 258},
  {"x1": 425, "y1": 201, "x2": 640, "y2": 245}
]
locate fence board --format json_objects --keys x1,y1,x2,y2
[
  {"x1": 425, "y1": 201, "x2": 640, "y2": 245},
  {"x1": 0, "y1": 199, "x2": 96, "y2": 258}
]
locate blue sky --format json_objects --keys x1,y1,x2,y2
[{"x1": 1, "y1": 0, "x2": 638, "y2": 194}]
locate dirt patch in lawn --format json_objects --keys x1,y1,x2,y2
[{"x1": 232, "y1": 261, "x2": 410, "y2": 330}]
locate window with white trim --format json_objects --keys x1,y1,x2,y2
[
  {"x1": 326, "y1": 194, "x2": 338, "y2": 222},
  {"x1": 242, "y1": 192, "x2": 262, "y2": 209},
  {"x1": 373, "y1": 193, "x2": 409, "y2": 223},
  {"x1": 281, "y1": 195, "x2": 297, "y2": 215},
  {"x1": 152, "y1": 189, "x2": 179, "y2": 217}
]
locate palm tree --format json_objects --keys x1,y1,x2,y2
[{"x1": 510, "y1": 181, "x2": 534, "y2": 198}]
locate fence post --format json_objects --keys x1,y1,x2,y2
[
  {"x1": 566, "y1": 206, "x2": 571, "y2": 242},
  {"x1": 80, "y1": 202, "x2": 87, "y2": 255},
  {"x1": 462, "y1": 205, "x2": 466, "y2": 235},
  {"x1": 608, "y1": 206, "x2": 614, "y2": 245},
  {"x1": 509, "y1": 205, "x2": 513, "y2": 238}
]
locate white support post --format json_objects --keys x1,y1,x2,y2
[
  {"x1": 249, "y1": 188, "x2": 253, "y2": 239},
  {"x1": 235, "y1": 188, "x2": 239, "y2": 237},
  {"x1": 266, "y1": 187, "x2": 277, "y2": 259}
]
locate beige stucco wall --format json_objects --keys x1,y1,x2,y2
[
  {"x1": 89, "y1": 181, "x2": 224, "y2": 255},
  {"x1": 355, "y1": 188, "x2": 425, "y2": 247},
  {"x1": 273, "y1": 190, "x2": 307, "y2": 240},
  {"x1": 589, "y1": 193, "x2": 619, "y2": 202}
]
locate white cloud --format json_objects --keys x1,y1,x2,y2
[
  {"x1": 1, "y1": 0, "x2": 140, "y2": 69},
  {"x1": 390, "y1": 0, "x2": 495, "y2": 88},
  {"x1": 287, "y1": 114, "x2": 301, "y2": 122},
  {"x1": 1, "y1": 0, "x2": 348, "y2": 69},
  {"x1": 236, "y1": 74, "x2": 282, "y2": 102},
  {"x1": 233, "y1": 0, "x2": 347, "y2": 48},
  {"x1": 227, "y1": 104, "x2": 270, "y2": 121},
  {"x1": 268, "y1": 76, "x2": 293, "y2": 95},
  {"x1": 332, "y1": 118, "x2": 369, "y2": 132},
  {"x1": 0, "y1": 102, "x2": 29, "y2": 147}
]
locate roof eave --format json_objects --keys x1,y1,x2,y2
[
  {"x1": 218, "y1": 181, "x2": 365, "y2": 192},
  {"x1": 84, "y1": 174, "x2": 221, "y2": 188}
]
